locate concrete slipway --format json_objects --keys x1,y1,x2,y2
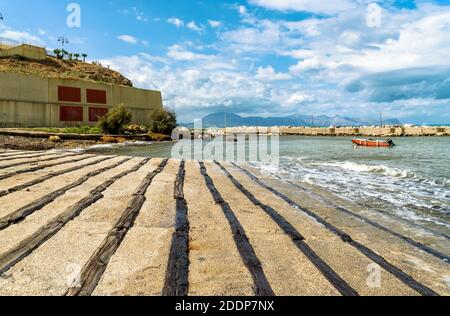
[{"x1": 0, "y1": 150, "x2": 448, "y2": 296}]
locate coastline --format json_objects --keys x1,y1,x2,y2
[
  {"x1": 0, "y1": 129, "x2": 169, "y2": 151},
  {"x1": 0, "y1": 149, "x2": 448, "y2": 296}
]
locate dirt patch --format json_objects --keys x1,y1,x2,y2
[
  {"x1": 0, "y1": 135, "x2": 98, "y2": 151},
  {"x1": 0, "y1": 55, "x2": 132, "y2": 87}
]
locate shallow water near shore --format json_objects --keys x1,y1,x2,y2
[{"x1": 86, "y1": 136, "x2": 450, "y2": 237}]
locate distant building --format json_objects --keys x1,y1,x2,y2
[{"x1": 0, "y1": 45, "x2": 163, "y2": 128}]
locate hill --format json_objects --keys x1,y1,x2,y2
[
  {"x1": 0, "y1": 55, "x2": 132, "y2": 87},
  {"x1": 183, "y1": 112, "x2": 401, "y2": 128}
]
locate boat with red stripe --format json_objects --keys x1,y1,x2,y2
[{"x1": 352, "y1": 138, "x2": 396, "y2": 147}]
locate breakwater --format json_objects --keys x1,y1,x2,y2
[{"x1": 222, "y1": 126, "x2": 450, "y2": 137}]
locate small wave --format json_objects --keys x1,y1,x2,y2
[
  {"x1": 258, "y1": 163, "x2": 281, "y2": 175},
  {"x1": 316, "y1": 161, "x2": 414, "y2": 179},
  {"x1": 302, "y1": 175, "x2": 315, "y2": 185},
  {"x1": 67, "y1": 147, "x2": 88, "y2": 154},
  {"x1": 86, "y1": 144, "x2": 115, "y2": 150},
  {"x1": 281, "y1": 156, "x2": 308, "y2": 162},
  {"x1": 122, "y1": 141, "x2": 154, "y2": 146},
  {"x1": 84, "y1": 141, "x2": 154, "y2": 151}
]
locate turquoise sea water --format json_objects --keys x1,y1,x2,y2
[{"x1": 86, "y1": 136, "x2": 450, "y2": 235}]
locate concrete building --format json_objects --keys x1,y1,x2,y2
[
  {"x1": 0, "y1": 44, "x2": 47, "y2": 60},
  {"x1": 0, "y1": 71, "x2": 163, "y2": 128}
]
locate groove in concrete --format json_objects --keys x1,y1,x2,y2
[
  {"x1": 65, "y1": 159, "x2": 169, "y2": 296},
  {"x1": 0, "y1": 153, "x2": 78, "y2": 170},
  {"x1": 163, "y1": 161, "x2": 190, "y2": 296},
  {"x1": 0, "y1": 156, "x2": 123, "y2": 198},
  {"x1": 0, "y1": 154, "x2": 96, "y2": 181},
  {"x1": 0, "y1": 157, "x2": 151, "y2": 275},
  {"x1": 199, "y1": 162, "x2": 275, "y2": 297},
  {"x1": 0, "y1": 151, "x2": 31, "y2": 157},
  {"x1": 0, "y1": 152, "x2": 56, "y2": 163}
]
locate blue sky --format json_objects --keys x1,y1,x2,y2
[{"x1": 1, "y1": 0, "x2": 450, "y2": 124}]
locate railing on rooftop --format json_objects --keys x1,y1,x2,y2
[{"x1": 0, "y1": 37, "x2": 21, "y2": 48}]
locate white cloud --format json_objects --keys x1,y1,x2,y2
[
  {"x1": 295, "y1": 7, "x2": 450, "y2": 73},
  {"x1": 123, "y1": 7, "x2": 148, "y2": 22},
  {"x1": 248, "y1": 0, "x2": 355, "y2": 14},
  {"x1": 220, "y1": 20, "x2": 282, "y2": 53},
  {"x1": 167, "y1": 17, "x2": 184, "y2": 27},
  {"x1": 117, "y1": 35, "x2": 138, "y2": 44},
  {"x1": 348, "y1": 10, "x2": 450, "y2": 71},
  {"x1": 280, "y1": 49, "x2": 314, "y2": 59},
  {"x1": 286, "y1": 92, "x2": 311, "y2": 105},
  {"x1": 256, "y1": 66, "x2": 291, "y2": 81},
  {"x1": 167, "y1": 45, "x2": 212, "y2": 61},
  {"x1": 339, "y1": 31, "x2": 361, "y2": 47},
  {"x1": 238, "y1": 5, "x2": 248, "y2": 15},
  {"x1": 208, "y1": 20, "x2": 222, "y2": 28},
  {"x1": 0, "y1": 30, "x2": 45, "y2": 46},
  {"x1": 187, "y1": 21, "x2": 202, "y2": 32}
]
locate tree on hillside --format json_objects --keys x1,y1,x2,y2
[
  {"x1": 149, "y1": 107, "x2": 178, "y2": 135},
  {"x1": 53, "y1": 49, "x2": 64, "y2": 59},
  {"x1": 61, "y1": 49, "x2": 69, "y2": 60},
  {"x1": 82, "y1": 53, "x2": 87, "y2": 62},
  {"x1": 73, "y1": 53, "x2": 80, "y2": 61}
]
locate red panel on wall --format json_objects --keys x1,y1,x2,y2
[
  {"x1": 58, "y1": 86, "x2": 81, "y2": 102},
  {"x1": 87, "y1": 89, "x2": 107, "y2": 104},
  {"x1": 89, "y1": 107, "x2": 109, "y2": 122},
  {"x1": 60, "y1": 106, "x2": 83, "y2": 122}
]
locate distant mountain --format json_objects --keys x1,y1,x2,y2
[{"x1": 182, "y1": 112, "x2": 401, "y2": 128}]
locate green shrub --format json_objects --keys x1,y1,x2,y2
[
  {"x1": 98, "y1": 105, "x2": 132, "y2": 135},
  {"x1": 149, "y1": 107, "x2": 177, "y2": 135}
]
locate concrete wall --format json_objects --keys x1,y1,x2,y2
[
  {"x1": 0, "y1": 72, "x2": 163, "y2": 127},
  {"x1": 224, "y1": 126, "x2": 449, "y2": 137},
  {"x1": 0, "y1": 44, "x2": 47, "y2": 60}
]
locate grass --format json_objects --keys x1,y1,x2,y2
[{"x1": 28, "y1": 126, "x2": 103, "y2": 134}]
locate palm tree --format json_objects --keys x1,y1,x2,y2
[
  {"x1": 74, "y1": 53, "x2": 80, "y2": 61},
  {"x1": 82, "y1": 53, "x2": 87, "y2": 62},
  {"x1": 61, "y1": 49, "x2": 69, "y2": 60},
  {"x1": 53, "y1": 49, "x2": 63, "y2": 59}
]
